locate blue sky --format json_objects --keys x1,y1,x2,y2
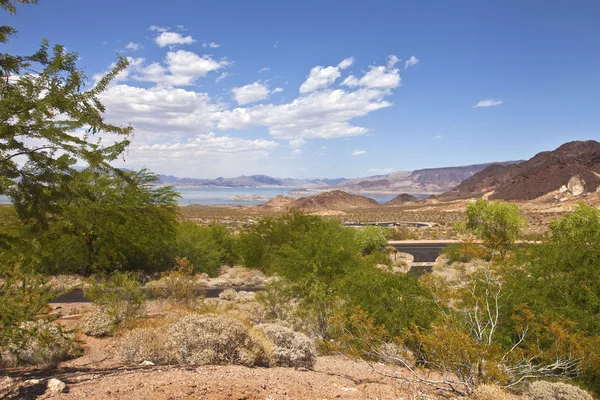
[{"x1": 6, "y1": 0, "x2": 600, "y2": 178}]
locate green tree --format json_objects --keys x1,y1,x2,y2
[
  {"x1": 40, "y1": 167, "x2": 179, "y2": 274},
  {"x1": 463, "y1": 199, "x2": 526, "y2": 259},
  {"x1": 355, "y1": 226, "x2": 389, "y2": 255},
  {"x1": 1, "y1": 0, "x2": 132, "y2": 229}
]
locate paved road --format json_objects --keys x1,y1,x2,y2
[
  {"x1": 390, "y1": 242, "x2": 452, "y2": 262},
  {"x1": 51, "y1": 242, "x2": 453, "y2": 303},
  {"x1": 51, "y1": 287, "x2": 262, "y2": 304}
]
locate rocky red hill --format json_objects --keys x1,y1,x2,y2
[
  {"x1": 439, "y1": 140, "x2": 600, "y2": 201},
  {"x1": 384, "y1": 193, "x2": 420, "y2": 206}
]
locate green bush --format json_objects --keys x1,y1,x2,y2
[
  {"x1": 339, "y1": 266, "x2": 435, "y2": 337},
  {"x1": 173, "y1": 222, "x2": 238, "y2": 276}
]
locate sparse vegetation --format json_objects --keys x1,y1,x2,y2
[
  {"x1": 526, "y1": 381, "x2": 593, "y2": 400},
  {"x1": 83, "y1": 272, "x2": 147, "y2": 331}
]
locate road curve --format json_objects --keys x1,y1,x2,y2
[{"x1": 389, "y1": 241, "x2": 455, "y2": 263}]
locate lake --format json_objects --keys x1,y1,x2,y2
[{"x1": 0, "y1": 187, "x2": 429, "y2": 206}]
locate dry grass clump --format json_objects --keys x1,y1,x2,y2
[
  {"x1": 148, "y1": 257, "x2": 204, "y2": 308},
  {"x1": 210, "y1": 265, "x2": 266, "y2": 287},
  {"x1": 1, "y1": 321, "x2": 80, "y2": 368},
  {"x1": 526, "y1": 381, "x2": 593, "y2": 400},
  {"x1": 474, "y1": 384, "x2": 512, "y2": 400},
  {"x1": 218, "y1": 288, "x2": 238, "y2": 301},
  {"x1": 168, "y1": 314, "x2": 269, "y2": 367},
  {"x1": 79, "y1": 310, "x2": 114, "y2": 337},
  {"x1": 255, "y1": 323, "x2": 317, "y2": 369},
  {"x1": 117, "y1": 327, "x2": 175, "y2": 365}
]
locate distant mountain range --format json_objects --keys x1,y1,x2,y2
[
  {"x1": 156, "y1": 174, "x2": 346, "y2": 188},
  {"x1": 156, "y1": 162, "x2": 520, "y2": 194}
]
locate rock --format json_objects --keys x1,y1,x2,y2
[
  {"x1": 567, "y1": 176, "x2": 585, "y2": 196},
  {"x1": 559, "y1": 185, "x2": 568, "y2": 193},
  {"x1": 47, "y1": 378, "x2": 66, "y2": 394},
  {"x1": 140, "y1": 360, "x2": 155, "y2": 366}
]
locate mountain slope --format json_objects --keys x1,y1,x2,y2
[{"x1": 439, "y1": 140, "x2": 600, "y2": 201}]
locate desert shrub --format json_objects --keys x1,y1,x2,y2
[
  {"x1": 0, "y1": 265, "x2": 62, "y2": 367},
  {"x1": 339, "y1": 266, "x2": 436, "y2": 337},
  {"x1": 79, "y1": 310, "x2": 114, "y2": 337},
  {"x1": 474, "y1": 384, "x2": 512, "y2": 400},
  {"x1": 526, "y1": 381, "x2": 593, "y2": 400},
  {"x1": 255, "y1": 277, "x2": 296, "y2": 322},
  {"x1": 173, "y1": 222, "x2": 239, "y2": 276},
  {"x1": 0, "y1": 321, "x2": 80, "y2": 368},
  {"x1": 255, "y1": 323, "x2": 317, "y2": 369},
  {"x1": 117, "y1": 327, "x2": 175, "y2": 365},
  {"x1": 218, "y1": 288, "x2": 238, "y2": 301},
  {"x1": 215, "y1": 265, "x2": 266, "y2": 287},
  {"x1": 149, "y1": 257, "x2": 204, "y2": 308},
  {"x1": 237, "y1": 212, "x2": 363, "y2": 284},
  {"x1": 442, "y1": 239, "x2": 489, "y2": 264},
  {"x1": 84, "y1": 271, "x2": 146, "y2": 330},
  {"x1": 167, "y1": 314, "x2": 269, "y2": 367}
]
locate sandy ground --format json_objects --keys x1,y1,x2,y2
[
  {"x1": 2, "y1": 355, "x2": 464, "y2": 400},
  {"x1": 0, "y1": 299, "x2": 477, "y2": 400}
]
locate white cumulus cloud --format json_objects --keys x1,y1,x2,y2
[
  {"x1": 232, "y1": 82, "x2": 271, "y2": 105},
  {"x1": 342, "y1": 65, "x2": 401, "y2": 90},
  {"x1": 473, "y1": 99, "x2": 503, "y2": 108},
  {"x1": 154, "y1": 31, "x2": 195, "y2": 47},
  {"x1": 352, "y1": 150, "x2": 367, "y2": 156},
  {"x1": 338, "y1": 57, "x2": 354, "y2": 70},
  {"x1": 217, "y1": 86, "x2": 392, "y2": 139},
  {"x1": 387, "y1": 55, "x2": 400, "y2": 68},
  {"x1": 125, "y1": 42, "x2": 141, "y2": 51},
  {"x1": 215, "y1": 72, "x2": 230, "y2": 83},
  {"x1": 203, "y1": 42, "x2": 221, "y2": 48},
  {"x1": 405, "y1": 55, "x2": 419, "y2": 69},
  {"x1": 299, "y1": 65, "x2": 341, "y2": 93},
  {"x1": 129, "y1": 50, "x2": 229, "y2": 86}
]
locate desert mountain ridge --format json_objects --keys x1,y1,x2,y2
[
  {"x1": 156, "y1": 162, "x2": 519, "y2": 194},
  {"x1": 439, "y1": 140, "x2": 600, "y2": 201},
  {"x1": 328, "y1": 162, "x2": 520, "y2": 194}
]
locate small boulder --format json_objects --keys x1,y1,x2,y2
[
  {"x1": 559, "y1": 185, "x2": 568, "y2": 193},
  {"x1": 47, "y1": 378, "x2": 66, "y2": 394},
  {"x1": 140, "y1": 360, "x2": 155, "y2": 366},
  {"x1": 567, "y1": 176, "x2": 585, "y2": 196}
]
